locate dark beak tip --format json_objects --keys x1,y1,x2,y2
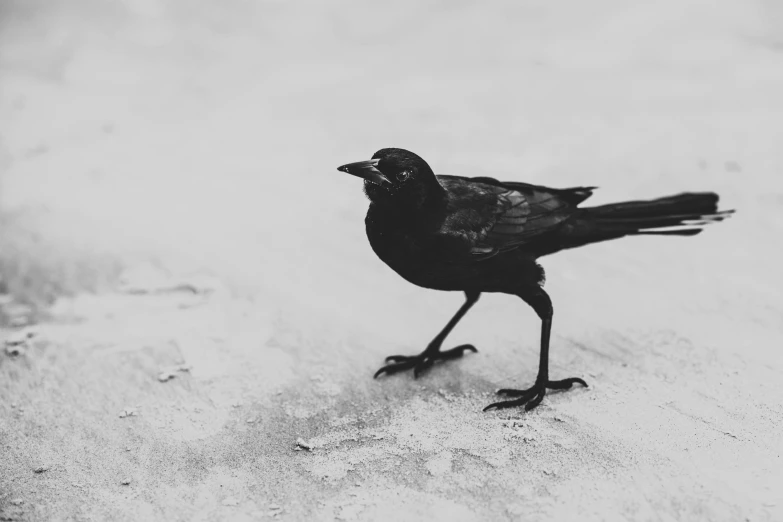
[{"x1": 336, "y1": 159, "x2": 389, "y2": 186}]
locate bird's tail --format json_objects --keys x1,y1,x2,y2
[{"x1": 579, "y1": 192, "x2": 734, "y2": 239}]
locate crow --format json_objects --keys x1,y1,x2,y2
[{"x1": 337, "y1": 148, "x2": 733, "y2": 411}]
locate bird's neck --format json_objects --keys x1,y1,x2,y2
[
  {"x1": 368, "y1": 189, "x2": 448, "y2": 234},
  {"x1": 372, "y1": 182, "x2": 446, "y2": 218}
]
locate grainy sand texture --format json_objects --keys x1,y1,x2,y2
[{"x1": 1, "y1": 1, "x2": 782, "y2": 520}]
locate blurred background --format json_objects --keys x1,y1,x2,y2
[
  {"x1": 2, "y1": 0, "x2": 781, "y2": 312},
  {"x1": 1, "y1": 0, "x2": 782, "y2": 520}
]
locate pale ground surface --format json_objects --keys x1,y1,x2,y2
[{"x1": 1, "y1": 0, "x2": 782, "y2": 520}]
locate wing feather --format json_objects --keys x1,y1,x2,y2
[{"x1": 434, "y1": 176, "x2": 592, "y2": 261}]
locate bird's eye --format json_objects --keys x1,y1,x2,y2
[{"x1": 397, "y1": 170, "x2": 411, "y2": 182}]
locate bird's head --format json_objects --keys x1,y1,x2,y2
[{"x1": 337, "y1": 148, "x2": 444, "y2": 208}]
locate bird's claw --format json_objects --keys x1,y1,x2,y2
[
  {"x1": 483, "y1": 377, "x2": 587, "y2": 412},
  {"x1": 374, "y1": 344, "x2": 477, "y2": 379}
]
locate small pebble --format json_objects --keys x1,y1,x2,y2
[
  {"x1": 157, "y1": 364, "x2": 191, "y2": 382},
  {"x1": 295, "y1": 438, "x2": 312, "y2": 451},
  {"x1": 157, "y1": 372, "x2": 177, "y2": 382},
  {"x1": 34, "y1": 465, "x2": 50, "y2": 473},
  {"x1": 5, "y1": 345, "x2": 24, "y2": 356},
  {"x1": 119, "y1": 408, "x2": 138, "y2": 419},
  {"x1": 121, "y1": 479, "x2": 131, "y2": 485}
]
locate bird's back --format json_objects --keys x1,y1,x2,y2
[{"x1": 436, "y1": 175, "x2": 595, "y2": 257}]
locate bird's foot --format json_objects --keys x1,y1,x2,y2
[
  {"x1": 374, "y1": 344, "x2": 477, "y2": 379},
  {"x1": 483, "y1": 377, "x2": 587, "y2": 412}
]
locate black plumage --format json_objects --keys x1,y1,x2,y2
[{"x1": 337, "y1": 148, "x2": 733, "y2": 411}]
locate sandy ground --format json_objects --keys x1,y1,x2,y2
[{"x1": 1, "y1": 0, "x2": 782, "y2": 520}]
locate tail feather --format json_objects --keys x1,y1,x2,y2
[
  {"x1": 580, "y1": 192, "x2": 734, "y2": 238},
  {"x1": 593, "y1": 210, "x2": 731, "y2": 231},
  {"x1": 633, "y1": 228, "x2": 703, "y2": 236},
  {"x1": 587, "y1": 192, "x2": 720, "y2": 218}
]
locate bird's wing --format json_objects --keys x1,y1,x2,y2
[{"x1": 436, "y1": 176, "x2": 595, "y2": 260}]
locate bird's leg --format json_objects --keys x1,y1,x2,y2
[
  {"x1": 483, "y1": 287, "x2": 587, "y2": 412},
  {"x1": 374, "y1": 291, "x2": 480, "y2": 379}
]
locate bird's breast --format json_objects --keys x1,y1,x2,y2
[
  {"x1": 364, "y1": 213, "x2": 445, "y2": 286},
  {"x1": 363, "y1": 210, "x2": 544, "y2": 293}
]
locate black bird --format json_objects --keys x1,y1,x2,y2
[{"x1": 337, "y1": 148, "x2": 733, "y2": 412}]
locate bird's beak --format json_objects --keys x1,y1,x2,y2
[{"x1": 337, "y1": 159, "x2": 391, "y2": 187}]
